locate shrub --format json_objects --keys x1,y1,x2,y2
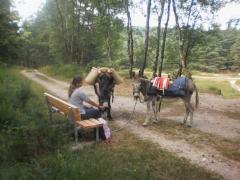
[
  {"x1": 0, "y1": 67, "x2": 71, "y2": 163},
  {"x1": 208, "y1": 86, "x2": 222, "y2": 95}
]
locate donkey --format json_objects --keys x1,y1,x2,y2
[
  {"x1": 132, "y1": 74, "x2": 199, "y2": 127},
  {"x1": 94, "y1": 72, "x2": 115, "y2": 120}
]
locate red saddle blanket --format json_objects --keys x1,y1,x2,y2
[{"x1": 151, "y1": 77, "x2": 170, "y2": 91}]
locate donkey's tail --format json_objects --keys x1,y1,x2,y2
[{"x1": 194, "y1": 83, "x2": 199, "y2": 109}]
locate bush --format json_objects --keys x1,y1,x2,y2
[
  {"x1": 0, "y1": 67, "x2": 71, "y2": 163},
  {"x1": 208, "y1": 86, "x2": 222, "y2": 95}
]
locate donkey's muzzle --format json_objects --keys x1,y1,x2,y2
[{"x1": 133, "y1": 92, "x2": 140, "y2": 100}]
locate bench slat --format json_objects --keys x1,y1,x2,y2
[
  {"x1": 76, "y1": 120, "x2": 102, "y2": 129},
  {"x1": 89, "y1": 119, "x2": 103, "y2": 125},
  {"x1": 84, "y1": 120, "x2": 97, "y2": 126},
  {"x1": 44, "y1": 92, "x2": 78, "y2": 108},
  {"x1": 47, "y1": 97, "x2": 73, "y2": 114},
  {"x1": 44, "y1": 92, "x2": 81, "y2": 121}
]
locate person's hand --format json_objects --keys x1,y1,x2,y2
[{"x1": 98, "y1": 105, "x2": 105, "y2": 111}]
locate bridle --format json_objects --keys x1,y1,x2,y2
[{"x1": 132, "y1": 81, "x2": 145, "y2": 103}]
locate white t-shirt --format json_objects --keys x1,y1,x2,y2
[{"x1": 68, "y1": 87, "x2": 90, "y2": 114}]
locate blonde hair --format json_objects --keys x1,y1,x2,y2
[{"x1": 68, "y1": 76, "x2": 82, "y2": 97}]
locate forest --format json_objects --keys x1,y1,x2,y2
[
  {"x1": 1, "y1": 0, "x2": 240, "y2": 75},
  {"x1": 1, "y1": 0, "x2": 240, "y2": 179}
]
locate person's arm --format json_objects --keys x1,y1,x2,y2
[
  {"x1": 86, "y1": 99, "x2": 106, "y2": 110},
  {"x1": 86, "y1": 99, "x2": 100, "y2": 108},
  {"x1": 79, "y1": 90, "x2": 104, "y2": 110}
]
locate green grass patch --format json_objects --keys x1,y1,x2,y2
[
  {"x1": 195, "y1": 79, "x2": 240, "y2": 98},
  {"x1": 0, "y1": 131, "x2": 222, "y2": 180},
  {"x1": 236, "y1": 79, "x2": 240, "y2": 86},
  {"x1": 39, "y1": 64, "x2": 86, "y2": 82}
]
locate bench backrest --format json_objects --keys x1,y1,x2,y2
[{"x1": 44, "y1": 92, "x2": 81, "y2": 122}]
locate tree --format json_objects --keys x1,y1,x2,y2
[
  {"x1": 0, "y1": 0, "x2": 19, "y2": 64},
  {"x1": 126, "y1": 0, "x2": 134, "y2": 78},
  {"x1": 140, "y1": 0, "x2": 152, "y2": 76},
  {"x1": 153, "y1": 0, "x2": 165, "y2": 76},
  {"x1": 172, "y1": 0, "x2": 185, "y2": 76},
  {"x1": 158, "y1": 0, "x2": 171, "y2": 77},
  {"x1": 19, "y1": 0, "x2": 125, "y2": 67}
]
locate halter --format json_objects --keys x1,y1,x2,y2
[{"x1": 132, "y1": 81, "x2": 145, "y2": 103}]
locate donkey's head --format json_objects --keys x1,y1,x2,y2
[
  {"x1": 132, "y1": 71, "x2": 149, "y2": 100},
  {"x1": 96, "y1": 72, "x2": 115, "y2": 103}
]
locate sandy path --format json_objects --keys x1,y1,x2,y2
[{"x1": 21, "y1": 70, "x2": 240, "y2": 180}]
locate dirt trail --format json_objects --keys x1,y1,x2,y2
[{"x1": 21, "y1": 70, "x2": 240, "y2": 180}]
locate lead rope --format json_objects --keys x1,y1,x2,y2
[{"x1": 111, "y1": 100, "x2": 138, "y2": 133}]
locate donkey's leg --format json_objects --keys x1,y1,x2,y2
[
  {"x1": 143, "y1": 101, "x2": 151, "y2": 126},
  {"x1": 184, "y1": 98, "x2": 194, "y2": 127},
  {"x1": 182, "y1": 98, "x2": 190, "y2": 125},
  {"x1": 107, "y1": 98, "x2": 112, "y2": 120},
  {"x1": 152, "y1": 100, "x2": 158, "y2": 123},
  {"x1": 157, "y1": 97, "x2": 162, "y2": 122},
  {"x1": 187, "y1": 100, "x2": 194, "y2": 127},
  {"x1": 153, "y1": 97, "x2": 162, "y2": 123}
]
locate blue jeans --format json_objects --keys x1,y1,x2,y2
[
  {"x1": 81, "y1": 108, "x2": 105, "y2": 140},
  {"x1": 81, "y1": 107, "x2": 101, "y2": 120}
]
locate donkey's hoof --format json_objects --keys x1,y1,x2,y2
[
  {"x1": 142, "y1": 123, "x2": 148, "y2": 127},
  {"x1": 108, "y1": 117, "x2": 113, "y2": 121},
  {"x1": 153, "y1": 120, "x2": 159, "y2": 124},
  {"x1": 107, "y1": 115, "x2": 113, "y2": 120},
  {"x1": 187, "y1": 124, "x2": 192, "y2": 128}
]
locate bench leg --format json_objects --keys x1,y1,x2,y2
[
  {"x1": 75, "y1": 126, "x2": 81, "y2": 144},
  {"x1": 96, "y1": 128, "x2": 99, "y2": 142}
]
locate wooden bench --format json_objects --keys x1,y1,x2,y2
[{"x1": 44, "y1": 92, "x2": 103, "y2": 143}]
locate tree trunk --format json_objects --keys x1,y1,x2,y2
[
  {"x1": 140, "y1": 0, "x2": 151, "y2": 77},
  {"x1": 153, "y1": 0, "x2": 165, "y2": 76},
  {"x1": 55, "y1": 0, "x2": 69, "y2": 62},
  {"x1": 183, "y1": 0, "x2": 194, "y2": 64},
  {"x1": 127, "y1": 0, "x2": 134, "y2": 78},
  {"x1": 172, "y1": 0, "x2": 185, "y2": 76},
  {"x1": 106, "y1": 6, "x2": 112, "y2": 62},
  {"x1": 158, "y1": 0, "x2": 171, "y2": 77},
  {"x1": 185, "y1": 13, "x2": 199, "y2": 61},
  {"x1": 71, "y1": 0, "x2": 76, "y2": 63}
]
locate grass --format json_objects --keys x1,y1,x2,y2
[
  {"x1": 39, "y1": 64, "x2": 86, "y2": 82},
  {"x1": 236, "y1": 79, "x2": 240, "y2": 86},
  {"x1": 195, "y1": 79, "x2": 240, "y2": 98},
  {"x1": 127, "y1": 103, "x2": 240, "y2": 163},
  {"x1": 0, "y1": 130, "x2": 222, "y2": 180}
]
